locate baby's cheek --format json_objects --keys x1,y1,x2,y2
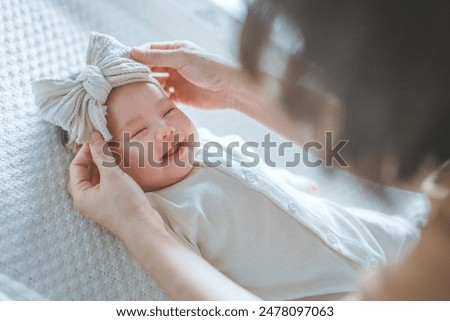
[
  {"x1": 117, "y1": 145, "x2": 147, "y2": 168},
  {"x1": 120, "y1": 149, "x2": 165, "y2": 190}
]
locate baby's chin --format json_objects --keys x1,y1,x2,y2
[{"x1": 136, "y1": 129, "x2": 198, "y2": 192}]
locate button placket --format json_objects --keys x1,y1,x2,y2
[
  {"x1": 326, "y1": 233, "x2": 337, "y2": 245},
  {"x1": 288, "y1": 202, "x2": 297, "y2": 212},
  {"x1": 245, "y1": 172, "x2": 257, "y2": 183},
  {"x1": 369, "y1": 258, "x2": 379, "y2": 269}
]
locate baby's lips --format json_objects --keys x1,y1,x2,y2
[{"x1": 159, "y1": 138, "x2": 184, "y2": 161}]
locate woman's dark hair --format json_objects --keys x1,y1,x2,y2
[{"x1": 240, "y1": 0, "x2": 450, "y2": 182}]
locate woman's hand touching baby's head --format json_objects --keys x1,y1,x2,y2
[{"x1": 105, "y1": 81, "x2": 198, "y2": 192}]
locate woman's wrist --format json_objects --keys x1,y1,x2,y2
[
  {"x1": 225, "y1": 67, "x2": 267, "y2": 115},
  {"x1": 118, "y1": 206, "x2": 167, "y2": 242},
  {"x1": 225, "y1": 68, "x2": 314, "y2": 147}
]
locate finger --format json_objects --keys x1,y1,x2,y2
[
  {"x1": 150, "y1": 66, "x2": 172, "y2": 84},
  {"x1": 88, "y1": 132, "x2": 118, "y2": 175},
  {"x1": 89, "y1": 161, "x2": 100, "y2": 186},
  {"x1": 153, "y1": 67, "x2": 182, "y2": 92},
  {"x1": 69, "y1": 143, "x2": 94, "y2": 195},
  {"x1": 148, "y1": 41, "x2": 189, "y2": 50},
  {"x1": 159, "y1": 80, "x2": 175, "y2": 97},
  {"x1": 131, "y1": 48, "x2": 186, "y2": 69},
  {"x1": 134, "y1": 41, "x2": 189, "y2": 51},
  {"x1": 93, "y1": 166, "x2": 100, "y2": 186},
  {"x1": 150, "y1": 66, "x2": 170, "y2": 73}
]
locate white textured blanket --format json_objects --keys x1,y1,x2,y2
[{"x1": 0, "y1": 0, "x2": 427, "y2": 300}]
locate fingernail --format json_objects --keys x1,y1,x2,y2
[{"x1": 89, "y1": 131, "x2": 103, "y2": 144}]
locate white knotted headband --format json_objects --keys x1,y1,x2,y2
[{"x1": 31, "y1": 32, "x2": 160, "y2": 151}]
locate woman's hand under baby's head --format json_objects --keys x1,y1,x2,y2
[{"x1": 105, "y1": 82, "x2": 198, "y2": 192}]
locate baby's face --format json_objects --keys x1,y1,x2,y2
[{"x1": 106, "y1": 82, "x2": 197, "y2": 192}]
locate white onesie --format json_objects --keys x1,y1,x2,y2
[{"x1": 145, "y1": 129, "x2": 424, "y2": 300}]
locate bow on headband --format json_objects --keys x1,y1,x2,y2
[{"x1": 31, "y1": 32, "x2": 157, "y2": 151}]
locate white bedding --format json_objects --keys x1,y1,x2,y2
[
  {"x1": 0, "y1": 0, "x2": 427, "y2": 300},
  {"x1": 0, "y1": 272, "x2": 45, "y2": 300}
]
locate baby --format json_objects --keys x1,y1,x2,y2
[
  {"x1": 32, "y1": 33, "x2": 426, "y2": 300},
  {"x1": 105, "y1": 80, "x2": 198, "y2": 191}
]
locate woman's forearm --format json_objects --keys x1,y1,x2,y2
[{"x1": 122, "y1": 214, "x2": 261, "y2": 301}]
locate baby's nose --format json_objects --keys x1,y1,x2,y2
[{"x1": 158, "y1": 126, "x2": 175, "y2": 141}]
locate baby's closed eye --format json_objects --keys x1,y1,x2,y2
[
  {"x1": 133, "y1": 128, "x2": 148, "y2": 138},
  {"x1": 163, "y1": 107, "x2": 176, "y2": 117}
]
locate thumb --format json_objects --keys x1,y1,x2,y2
[
  {"x1": 131, "y1": 48, "x2": 184, "y2": 69},
  {"x1": 88, "y1": 132, "x2": 117, "y2": 173}
]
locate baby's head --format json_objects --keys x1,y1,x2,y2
[
  {"x1": 31, "y1": 32, "x2": 197, "y2": 192},
  {"x1": 106, "y1": 81, "x2": 197, "y2": 192}
]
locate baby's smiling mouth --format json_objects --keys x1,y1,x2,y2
[{"x1": 163, "y1": 142, "x2": 180, "y2": 160}]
